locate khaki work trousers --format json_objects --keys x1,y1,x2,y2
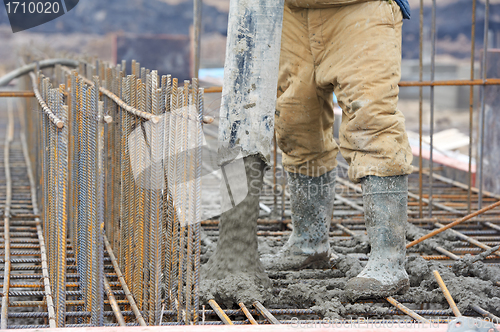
[{"x1": 276, "y1": 0, "x2": 413, "y2": 183}]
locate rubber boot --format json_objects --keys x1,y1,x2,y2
[
  {"x1": 344, "y1": 175, "x2": 410, "y2": 300},
  {"x1": 261, "y1": 169, "x2": 336, "y2": 270}
]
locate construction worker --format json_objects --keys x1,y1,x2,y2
[{"x1": 262, "y1": 0, "x2": 414, "y2": 300}]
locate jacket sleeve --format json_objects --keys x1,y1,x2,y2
[{"x1": 394, "y1": 0, "x2": 410, "y2": 19}]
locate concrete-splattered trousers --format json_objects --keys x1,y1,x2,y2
[{"x1": 276, "y1": 0, "x2": 414, "y2": 183}]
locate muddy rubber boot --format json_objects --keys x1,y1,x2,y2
[
  {"x1": 344, "y1": 175, "x2": 410, "y2": 300},
  {"x1": 261, "y1": 169, "x2": 336, "y2": 270}
]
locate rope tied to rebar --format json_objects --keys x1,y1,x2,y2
[
  {"x1": 29, "y1": 72, "x2": 64, "y2": 129},
  {"x1": 63, "y1": 68, "x2": 160, "y2": 123}
]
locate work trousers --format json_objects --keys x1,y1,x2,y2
[{"x1": 276, "y1": 0, "x2": 413, "y2": 183}]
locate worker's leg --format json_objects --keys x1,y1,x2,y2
[
  {"x1": 316, "y1": 1, "x2": 413, "y2": 183},
  {"x1": 315, "y1": 0, "x2": 411, "y2": 298},
  {"x1": 262, "y1": 6, "x2": 338, "y2": 270},
  {"x1": 275, "y1": 6, "x2": 338, "y2": 178}
]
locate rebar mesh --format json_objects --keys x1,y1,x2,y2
[{"x1": 17, "y1": 57, "x2": 204, "y2": 327}]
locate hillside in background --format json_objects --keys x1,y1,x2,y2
[
  {"x1": 1, "y1": 0, "x2": 500, "y2": 61},
  {"x1": 0, "y1": 0, "x2": 228, "y2": 36}
]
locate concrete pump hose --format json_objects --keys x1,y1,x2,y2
[{"x1": 0, "y1": 58, "x2": 79, "y2": 87}]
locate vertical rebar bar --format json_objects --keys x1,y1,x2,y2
[
  {"x1": 90, "y1": 77, "x2": 103, "y2": 326},
  {"x1": 93, "y1": 98, "x2": 105, "y2": 326},
  {"x1": 149, "y1": 72, "x2": 163, "y2": 325},
  {"x1": 70, "y1": 72, "x2": 79, "y2": 267},
  {"x1": 175, "y1": 82, "x2": 189, "y2": 322},
  {"x1": 185, "y1": 80, "x2": 195, "y2": 324},
  {"x1": 161, "y1": 75, "x2": 171, "y2": 313},
  {"x1": 142, "y1": 73, "x2": 152, "y2": 322},
  {"x1": 77, "y1": 80, "x2": 89, "y2": 321},
  {"x1": 165, "y1": 76, "x2": 175, "y2": 317},
  {"x1": 193, "y1": 86, "x2": 203, "y2": 324},
  {"x1": 477, "y1": 0, "x2": 490, "y2": 211},
  {"x1": 134, "y1": 79, "x2": 145, "y2": 313},
  {"x1": 55, "y1": 90, "x2": 68, "y2": 327},
  {"x1": 129, "y1": 74, "x2": 138, "y2": 307},
  {"x1": 428, "y1": 0, "x2": 436, "y2": 218},
  {"x1": 193, "y1": 0, "x2": 202, "y2": 78},
  {"x1": 418, "y1": 0, "x2": 424, "y2": 218},
  {"x1": 169, "y1": 79, "x2": 179, "y2": 317},
  {"x1": 112, "y1": 68, "x2": 122, "y2": 256},
  {"x1": 468, "y1": 0, "x2": 477, "y2": 214},
  {"x1": 120, "y1": 76, "x2": 131, "y2": 293}
]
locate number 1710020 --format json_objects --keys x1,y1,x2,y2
[{"x1": 5, "y1": 1, "x2": 61, "y2": 14}]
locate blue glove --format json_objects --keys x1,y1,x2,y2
[{"x1": 394, "y1": 0, "x2": 411, "y2": 19}]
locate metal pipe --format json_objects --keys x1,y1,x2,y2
[
  {"x1": 281, "y1": 171, "x2": 287, "y2": 223},
  {"x1": 0, "y1": 58, "x2": 78, "y2": 86},
  {"x1": 93, "y1": 97, "x2": 105, "y2": 326}
]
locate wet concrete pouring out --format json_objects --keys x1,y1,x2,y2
[{"x1": 198, "y1": 153, "x2": 500, "y2": 323}]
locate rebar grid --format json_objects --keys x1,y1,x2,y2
[
  {"x1": 1, "y1": 99, "x2": 14, "y2": 329},
  {"x1": 0, "y1": 0, "x2": 499, "y2": 328}
]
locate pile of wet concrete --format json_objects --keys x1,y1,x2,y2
[{"x1": 200, "y1": 221, "x2": 500, "y2": 321}]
